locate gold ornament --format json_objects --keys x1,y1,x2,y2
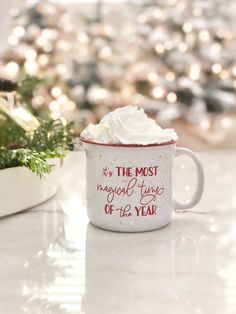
[{"x1": 0, "y1": 92, "x2": 39, "y2": 132}]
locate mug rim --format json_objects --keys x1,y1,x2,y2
[{"x1": 80, "y1": 137, "x2": 177, "y2": 147}]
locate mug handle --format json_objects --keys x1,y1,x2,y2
[{"x1": 174, "y1": 147, "x2": 204, "y2": 210}]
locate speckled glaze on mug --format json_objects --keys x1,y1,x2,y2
[{"x1": 81, "y1": 139, "x2": 204, "y2": 232}]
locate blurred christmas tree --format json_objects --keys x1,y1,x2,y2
[
  {"x1": 0, "y1": 0, "x2": 88, "y2": 131},
  {"x1": 1, "y1": 0, "x2": 236, "y2": 136}
]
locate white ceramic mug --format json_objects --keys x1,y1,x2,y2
[{"x1": 81, "y1": 139, "x2": 204, "y2": 232}]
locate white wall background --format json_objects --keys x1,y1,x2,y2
[{"x1": 0, "y1": 0, "x2": 21, "y2": 53}]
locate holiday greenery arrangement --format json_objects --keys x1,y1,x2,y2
[{"x1": 0, "y1": 76, "x2": 73, "y2": 177}]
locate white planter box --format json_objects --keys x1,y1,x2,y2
[{"x1": 0, "y1": 158, "x2": 61, "y2": 217}]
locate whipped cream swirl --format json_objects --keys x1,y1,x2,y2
[{"x1": 81, "y1": 106, "x2": 177, "y2": 145}]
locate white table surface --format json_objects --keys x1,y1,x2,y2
[{"x1": 0, "y1": 151, "x2": 236, "y2": 314}]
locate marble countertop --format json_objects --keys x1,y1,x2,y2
[{"x1": 0, "y1": 151, "x2": 236, "y2": 314}]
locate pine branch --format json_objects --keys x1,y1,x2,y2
[
  {"x1": 0, "y1": 148, "x2": 64, "y2": 178},
  {"x1": 0, "y1": 76, "x2": 75, "y2": 177},
  {"x1": 0, "y1": 117, "x2": 74, "y2": 176},
  {"x1": 18, "y1": 75, "x2": 42, "y2": 110}
]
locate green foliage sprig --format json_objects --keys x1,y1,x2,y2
[
  {"x1": 0, "y1": 117, "x2": 73, "y2": 176},
  {"x1": 0, "y1": 148, "x2": 63, "y2": 178},
  {"x1": 18, "y1": 76, "x2": 42, "y2": 110},
  {"x1": 0, "y1": 76, "x2": 74, "y2": 176}
]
